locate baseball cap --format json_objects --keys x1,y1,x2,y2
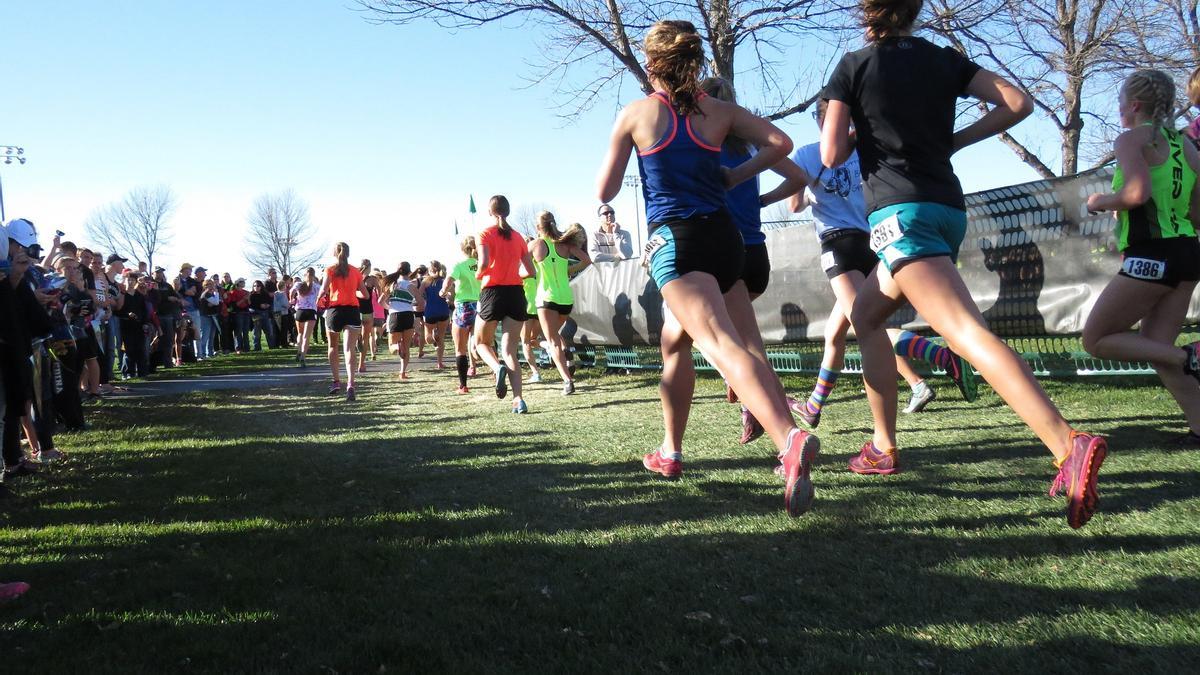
[
  {"x1": 5, "y1": 218, "x2": 40, "y2": 251},
  {"x1": 153, "y1": 266, "x2": 165, "y2": 273},
  {"x1": 107, "y1": 253, "x2": 129, "y2": 265},
  {"x1": 195, "y1": 266, "x2": 207, "y2": 273},
  {"x1": 180, "y1": 262, "x2": 193, "y2": 271}
]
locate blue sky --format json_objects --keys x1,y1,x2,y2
[{"x1": 1, "y1": 1, "x2": 1038, "y2": 279}]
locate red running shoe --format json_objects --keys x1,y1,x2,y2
[
  {"x1": 643, "y1": 447, "x2": 683, "y2": 479},
  {"x1": 0, "y1": 582, "x2": 30, "y2": 604},
  {"x1": 726, "y1": 384, "x2": 738, "y2": 404},
  {"x1": 1050, "y1": 431, "x2": 1107, "y2": 529},
  {"x1": 740, "y1": 407, "x2": 764, "y2": 445},
  {"x1": 779, "y1": 429, "x2": 820, "y2": 516},
  {"x1": 456, "y1": 385, "x2": 470, "y2": 395},
  {"x1": 848, "y1": 442, "x2": 898, "y2": 475}
]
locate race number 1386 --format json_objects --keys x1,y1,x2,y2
[{"x1": 1122, "y1": 257, "x2": 1165, "y2": 281}]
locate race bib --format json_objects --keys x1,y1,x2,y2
[
  {"x1": 869, "y1": 215, "x2": 903, "y2": 253},
  {"x1": 820, "y1": 251, "x2": 836, "y2": 272},
  {"x1": 1122, "y1": 256, "x2": 1166, "y2": 281},
  {"x1": 642, "y1": 234, "x2": 667, "y2": 270}
]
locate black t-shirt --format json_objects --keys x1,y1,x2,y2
[
  {"x1": 263, "y1": 279, "x2": 278, "y2": 294},
  {"x1": 249, "y1": 291, "x2": 273, "y2": 311},
  {"x1": 120, "y1": 292, "x2": 149, "y2": 326},
  {"x1": 81, "y1": 266, "x2": 95, "y2": 291},
  {"x1": 823, "y1": 36, "x2": 981, "y2": 214},
  {"x1": 156, "y1": 282, "x2": 181, "y2": 316}
]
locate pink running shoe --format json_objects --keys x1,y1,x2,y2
[
  {"x1": 456, "y1": 385, "x2": 470, "y2": 395},
  {"x1": 789, "y1": 397, "x2": 820, "y2": 429},
  {"x1": 848, "y1": 442, "x2": 898, "y2": 475},
  {"x1": 0, "y1": 582, "x2": 30, "y2": 604},
  {"x1": 643, "y1": 448, "x2": 683, "y2": 479},
  {"x1": 467, "y1": 365, "x2": 477, "y2": 377},
  {"x1": 779, "y1": 429, "x2": 820, "y2": 516},
  {"x1": 739, "y1": 408, "x2": 764, "y2": 445},
  {"x1": 1050, "y1": 431, "x2": 1107, "y2": 529}
]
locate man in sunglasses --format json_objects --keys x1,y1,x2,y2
[{"x1": 591, "y1": 204, "x2": 633, "y2": 262}]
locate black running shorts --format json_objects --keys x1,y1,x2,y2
[
  {"x1": 820, "y1": 229, "x2": 878, "y2": 279},
  {"x1": 296, "y1": 308, "x2": 317, "y2": 322},
  {"x1": 325, "y1": 306, "x2": 362, "y2": 333},
  {"x1": 478, "y1": 285, "x2": 527, "y2": 322},
  {"x1": 387, "y1": 311, "x2": 415, "y2": 333},
  {"x1": 1118, "y1": 237, "x2": 1200, "y2": 287},
  {"x1": 645, "y1": 209, "x2": 745, "y2": 294},
  {"x1": 741, "y1": 242, "x2": 771, "y2": 295},
  {"x1": 540, "y1": 302, "x2": 573, "y2": 315}
]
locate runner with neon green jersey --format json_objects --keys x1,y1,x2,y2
[
  {"x1": 521, "y1": 249, "x2": 544, "y2": 384},
  {"x1": 1084, "y1": 69, "x2": 1200, "y2": 445},
  {"x1": 383, "y1": 262, "x2": 419, "y2": 381},
  {"x1": 444, "y1": 236, "x2": 481, "y2": 393},
  {"x1": 530, "y1": 211, "x2": 591, "y2": 394}
]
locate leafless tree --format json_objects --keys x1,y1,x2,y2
[
  {"x1": 84, "y1": 185, "x2": 177, "y2": 269},
  {"x1": 1128, "y1": 0, "x2": 1199, "y2": 119},
  {"x1": 242, "y1": 190, "x2": 324, "y2": 277},
  {"x1": 511, "y1": 201, "x2": 557, "y2": 238},
  {"x1": 356, "y1": 0, "x2": 853, "y2": 120},
  {"x1": 928, "y1": 0, "x2": 1183, "y2": 178}
]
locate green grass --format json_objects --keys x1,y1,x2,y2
[
  {"x1": 2, "y1": 362, "x2": 1199, "y2": 672},
  {"x1": 140, "y1": 349, "x2": 298, "y2": 381}
]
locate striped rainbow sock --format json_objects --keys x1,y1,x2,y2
[
  {"x1": 806, "y1": 367, "x2": 840, "y2": 415},
  {"x1": 894, "y1": 331, "x2": 952, "y2": 369}
]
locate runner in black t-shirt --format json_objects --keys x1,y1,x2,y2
[{"x1": 820, "y1": 0, "x2": 1106, "y2": 529}]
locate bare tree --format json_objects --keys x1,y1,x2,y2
[
  {"x1": 511, "y1": 201, "x2": 557, "y2": 238},
  {"x1": 84, "y1": 185, "x2": 177, "y2": 269},
  {"x1": 928, "y1": 0, "x2": 1178, "y2": 178},
  {"x1": 357, "y1": 0, "x2": 850, "y2": 120},
  {"x1": 243, "y1": 190, "x2": 324, "y2": 277},
  {"x1": 1128, "y1": 0, "x2": 1199, "y2": 119}
]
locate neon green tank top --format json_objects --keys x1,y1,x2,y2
[
  {"x1": 534, "y1": 236, "x2": 573, "y2": 306},
  {"x1": 449, "y1": 258, "x2": 481, "y2": 303},
  {"x1": 1113, "y1": 127, "x2": 1197, "y2": 250},
  {"x1": 522, "y1": 271, "x2": 537, "y2": 315}
]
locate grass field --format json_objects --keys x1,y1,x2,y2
[
  {"x1": 141, "y1": 349, "x2": 297, "y2": 381},
  {"x1": 2, "y1": 359, "x2": 1199, "y2": 672}
]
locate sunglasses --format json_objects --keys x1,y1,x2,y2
[{"x1": 601, "y1": 211, "x2": 615, "y2": 217}]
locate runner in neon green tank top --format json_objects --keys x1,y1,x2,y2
[
  {"x1": 1084, "y1": 69, "x2": 1200, "y2": 445},
  {"x1": 520, "y1": 265, "x2": 544, "y2": 384},
  {"x1": 443, "y1": 236, "x2": 482, "y2": 393},
  {"x1": 528, "y1": 211, "x2": 592, "y2": 394}
]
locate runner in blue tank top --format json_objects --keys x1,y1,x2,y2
[
  {"x1": 419, "y1": 262, "x2": 451, "y2": 370},
  {"x1": 596, "y1": 19, "x2": 820, "y2": 517}
]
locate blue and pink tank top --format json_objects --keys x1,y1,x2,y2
[{"x1": 636, "y1": 91, "x2": 726, "y2": 226}]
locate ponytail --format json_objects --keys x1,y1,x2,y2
[
  {"x1": 1123, "y1": 69, "x2": 1177, "y2": 145},
  {"x1": 490, "y1": 195, "x2": 513, "y2": 240},
  {"x1": 334, "y1": 242, "x2": 350, "y2": 278},
  {"x1": 644, "y1": 21, "x2": 706, "y2": 117}
]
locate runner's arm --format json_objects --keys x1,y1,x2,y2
[
  {"x1": 1087, "y1": 130, "x2": 1150, "y2": 213},
  {"x1": 567, "y1": 246, "x2": 592, "y2": 276},
  {"x1": 758, "y1": 157, "x2": 809, "y2": 208},
  {"x1": 953, "y1": 70, "x2": 1033, "y2": 152},
  {"x1": 725, "y1": 107, "x2": 793, "y2": 188},
  {"x1": 596, "y1": 107, "x2": 636, "y2": 202}
]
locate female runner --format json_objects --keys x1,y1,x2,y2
[
  {"x1": 318, "y1": 243, "x2": 368, "y2": 401},
  {"x1": 474, "y1": 195, "x2": 536, "y2": 413},
  {"x1": 444, "y1": 236, "x2": 482, "y2": 393},
  {"x1": 1083, "y1": 69, "x2": 1200, "y2": 443},
  {"x1": 371, "y1": 270, "x2": 387, "y2": 359},
  {"x1": 290, "y1": 267, "x2": 321, "y2": 368},
  {"x1": 383, "y1": 262, "x2": 419, "y2": 380},
  {"x1": 596, "y1": 19, "x2": 818, "y2": 516},
  {"x1": 520, "y1": 254, "x2": 543, "y2": 384},
  {"x1": 530, "y1": 211, "x2": 591, "y2": 394},
  {"x1": 420, "y1": 261, "x2": 451, "y2": 370},
  {"x1": 822, "y1": 0, "x2": 1105, "y2": 528},
  {"x1": 357, "y1": 259, "x2": 375, "y2": 372}
]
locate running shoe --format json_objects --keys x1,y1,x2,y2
[
  {"x1": 346, "y1": 386, "x2": 356, "y2": 402},
  {"x1": 848, "y1": 442, "x2": 898, "y2": 475},
  {"x1": 789, "y1": 397, "x2": 820, "y2": 429},
  {"x1": 358, "y1": 365, "x2": 367, "y2": 374},
  {"x1": 779, "y1": 429, "x2": 820, "y2": 517},
  {"x1": 726, "y1": 383, "x2": 738, "y2": 404},
  {"x1": 529, "y1": 372, "x2": 542, "y2": 384},
  {"x1": 4, "y1": 459, "x2": 39, "y2": 479},
  {"x1": 1049, "y1": 431, "x2": 1107, "y2": 529},
  {"x1": 512, "y1": 399, "x2": 528, "y2": 414},
  {"x1": 0, "y1": 582, "x2": 30, "y2": 604},
  {"x1": 400, "y1": 372, "x2": 411, "y2": 380},
  {"x1": 903, "y1": 385, "x2": 937, "y2": 414},
  {"x1": 328, "y1": 382, "x2": 341, "y2": 395},
  {"x1": 35, "y1": 448, "x2": 65, "y2": 463},
  {"x1": 562, "y1": 381, "x2": 575, "y2": 396},
  {"x1": 467, "y1": 365, "x2": 477, "y2": 378},
  {"x1": 456, "y1": 385, "x2": 470, "y2": 395},
  {"x1": 495, "y1": 364, "x2": 509, "y2": 399},
  {"x1": 946, "y1": 351, "x2": 978, "y2": 402},
  {"x1": 1184, "y1": 342, "x2": 1200, "y2": 384},
  {"x1": 740, "y1": 407, "x2": 764, "y2": 445},
  {"x1": 643, "y1": 447, "x2": 683, "y2": 479}
]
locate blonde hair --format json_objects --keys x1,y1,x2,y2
[
  {"x1": 562, "y1": 223, "x2": 587, "y2": 249},
  {"x1": 536, "y1": 211, "x2": 567, "y2": 243},
  {"x1": 699, "y1": 76, "x2": 748, "y2": 154},
  {"x1": 1124, "y1": 69, "x2": 1176, "y2": 140},
  {"x1": 460, "y1": 235, "x2": 477, "y2": 259},
  {"x1": 644, "y1": 20, "x2": 706, "y2": 117},
  {"x1": 1187, "y1": 66, "x2": 1200, "y2": 108}
]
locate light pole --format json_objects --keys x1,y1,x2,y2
[
  {"x1": 623, "y1": 174, "x2": 643, "y2": 251},
  {"x1": 0, "y1": 145, "x2": 27, "y2": 223}
]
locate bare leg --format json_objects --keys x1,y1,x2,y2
[
  {"x1": 473, "y1": 318, "x2": 502, "y2": 372},
  {"x1": 327, "y1": 332, "x2": 341, "y2": 384},
  {"x1": 344, "y1": 327, "x2": 361, "y2": 389},
  {"x1": 538, "y1": 309, "x2": 572, "y2": 382},
  {"x1": 659, "y1": 309, "x2": 695, "y2": 454},
  {"x1": 847, "y1": 268, "x2": 905, "y2": 451},
  {"x1": 894, "y1": 257, "x2": 1073, "y2": 460},
  {"x1": 500, "y1": 317, "x2": 524, "y2": 403},
  {"x1": 521, "y1": 319, "x2": 541, "y2": 380}
]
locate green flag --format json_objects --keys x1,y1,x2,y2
[{"x1": 468, "y1": 195, "x2": 476, "y2": 214}]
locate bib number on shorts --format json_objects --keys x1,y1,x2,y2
[
  {"x1": 869, "y1": 215, "x2": 903, "y2": 253},
  {"x1": 642, "y1": 234, "x2": 667, "y2": 270},
  {"x1": 1122, "y1": 257, "x2": 1165, "y2": 281},
  {"x1": 820, "y1": 251, "x2": 836, "y2": 272}
]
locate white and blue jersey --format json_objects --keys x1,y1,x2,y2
[{"x1": 791, "y1": 143, "x2": 869, "y2": 236}]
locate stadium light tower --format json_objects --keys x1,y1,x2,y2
[
  {"x1": 623, "y1": 174, "x2": 643, "y2": 250},
  {"x1": 0, "y1": 145, "x2": 27, "y2": 223}
]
